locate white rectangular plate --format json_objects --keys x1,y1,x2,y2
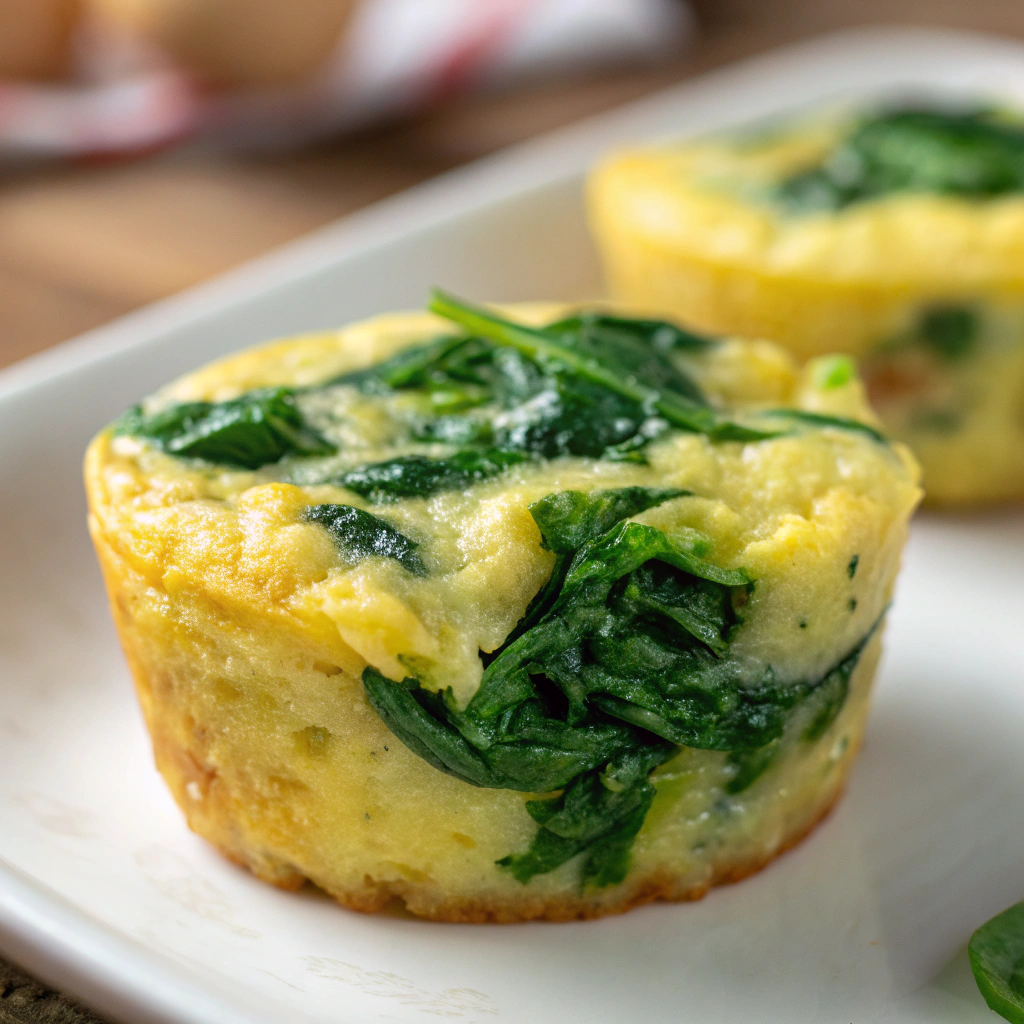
[{"x1": 2, "y1": 26, "x2": 1024, "y2": 1024}]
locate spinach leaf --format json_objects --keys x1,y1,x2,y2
[
  {"x1": 491, "y1": 375, "x2": 654, "y2": 459},
  {"x1": 760, "y1": 409, "x2": 889, "y2": 444},
  {"x1": 338, "y1": 335, "x2": 495, "y2": 411},
  {"x1": 919, "y1": 304, "x2": 978, "y2": 361},
  {"x1": 413, "y1": 414, "x2": 493, "y2": 446},
  {"x1": 778, "y1": 105, "x2": 1024, "y2": 212},
  {"x1": 336, "y1": 448, "x2": 530, "y2": 502},
  {"x1": 116, "y1": 387, "x2": 335, "y2": 470},
  {"x1": 428, "y1": 290, "x2": 781, "y2": 442},
  {"x1": 303, "y1": 504, "x2": 425, "y2": 575},
  {"x1": 529, "y1": 487, "x2": 691, "y2": 554},
  {"x1": 801, "y1": 640, "x2": 865, "y2": 742},
  {"x1": 345, "y1": 324, "x2": 672, "y2": 461},
  {"x1": 558, "y1": 519, "x2": 750, "y2": 593},
  {"x1": 970, "y1": 900, "x2": 1024, "y2": 1024},
  {"x1": 547, "y1": 312, "x2": 715, "y2": 354},
  {"x1": 499, "y1": 744, "x2": 673, "y2": 886},
  {"x1": 363, "y1": 667, "x2": 655, "y2": 792},
  {"x1": 544, "y1": 311, "x2": 710, "y2": 403},
  {"x1": 314, "y1": 294, "x2": 785, "y2": 499},
  {"x1": 623, "y1": 562, "x2": 734, "y2": 655},
  {"x1": 361, "y1": 484, "x2": 873, "y2": 887},
  {"x1": 506, "y1": 488, "x2": 692, "y2": 646}
]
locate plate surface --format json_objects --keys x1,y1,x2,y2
[{"x1": 2, "y1": 26, "x2": 1024, "y2": 1024}]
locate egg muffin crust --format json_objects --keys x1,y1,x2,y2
[
  {"x1": 86, "y1": 294, "x2": 920, "y2": 922},
  {"x1": 589, "y1": 105, "x2": 1024, "y2": 505}
]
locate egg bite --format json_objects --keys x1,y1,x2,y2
[
  {"x1": 589, "y1": 104, "x2": 1024, "y2": 505},
  {"x1": 85, "y1": 293, "x2": 919, "y2": 922}
]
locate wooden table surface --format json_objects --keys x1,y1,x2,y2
[{"x1": 3, "y1": 1, "x2": 1024, "y2": 1020}]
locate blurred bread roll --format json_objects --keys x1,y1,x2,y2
[
  {"x1": 89, "y1": 0, "x2": 360, "y2": 87},
  {"x1": 0, "y1": 0, "x2": 81, "y2": 80}
]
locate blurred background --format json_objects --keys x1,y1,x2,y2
[
  {"x1": 1, "y1": 0, "x2": 1022, "y2": 375},
  {"x1": 0, "y1": 0, "x2": 1022, "y2": 1019}
]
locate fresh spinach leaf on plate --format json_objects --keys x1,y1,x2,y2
[{"x1": 970, "y1": 900, "x2": 1024, "y2": 1024}]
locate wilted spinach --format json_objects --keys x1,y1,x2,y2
[
  {"x1": 334, "y1": 300, "x2": 734, "y2": 473},
  {"x1": 918, "y1": 304, "x2": 978, "y2": 361},
  {"x1": 303, "y1": 503, "x2": 425, "y2": 575},
  {"x1": 760, "y1": 408, "x2": 888, "y2": 444},
  {"x1": 117, "y1": 292, "x2": 882, "y2": 485},
  {"x1": 547, "y1": 312, "x2": 715, "y2": 356},
  {"x1": 337, "y1": 448, "x2": 531, "y2": 503},
  {"x1": 428, "y1": 290, "x2": 778, "y2": 443},
  {"x1": 115, "y1": 386, "x2": 335, "y2": 470},
  {"x1": 970, "y1": 900, "x2": 1024, "y2": 1023},
  {"x1": 317, "y1": 298, "x2": 787, "y2": 501},
  {"x1": 778, "y1": 105, "x2": 1024, "y2": 212},
  {"x1": 363, "y1": 486, "x2": 873, "y2": 887}
]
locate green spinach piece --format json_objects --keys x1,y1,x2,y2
[
  {"x1": 413, "y1": 414, "x2": 493, "y2": 446},
  {"x1": 491, "y1": 374, "x2": 653, "y2": 460},
  {"x1": 544, "y1": 311, "x2": 710, "y2": 403},
  {"x1": 760, "y1": 409, "x2": 888, "y2": 444},
  {"x1": 499, "y1": 744, "x2": 673, "y2": 886},
  {"x1": 303, "y1": 504, "x2": 425, "y2": 575},
  {"x1": 778, "y1": 105, "x2": 1024, "y2": 212},
  {"x1": 547, "y1": 312, "x2": 715, "y2": 354},
  {"x1": 507, "y1": 488, "x2": 692, "y2": 645},
  {"x1": 530, "y1": 487, "x2": 690, "y2": 554},
  {"x1": 428, "y1": 290, "x2": 780, "y2": 442},
  {"x1": 970, "y1": 900, "x2": 1024, "y2": 1024},
  {"x1": 336, "y1": 448, "x2": 530, "y2": 502},
  {"x1": 116, "y1": 387, "x2": 335, "y2": 470},
  {"x1": 364, "y1": 667, "x2": 665, "y2": 793},
  {"x1": 320, "y1": 296, "x2": 782, "y2": 489},
  {"x1": 918, "y1": 305, "x2": 978, "y2": 361},
  {"x1": 362, "y1": 485, "x2": 873, "y2": 887},
  {"x1": 335, "y1": 327, "x2": 666, "y2": 461},
  {"x1": 338, "y1": 335, "x2": 495, "y2": 411}
]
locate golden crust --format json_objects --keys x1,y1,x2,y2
[
  {"x1": 317, "y1": 781, "x2": 846, "y2": 923},
  {"x1": 272, "y1": 787, "x2": 846, "y2": 924},
  {"x1": 131, "y1": 638, "x2": 853, "y2": 924}
]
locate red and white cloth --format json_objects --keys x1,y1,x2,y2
[{"x1": 0, "y1": 0, "x2": 692, "y2": 159}]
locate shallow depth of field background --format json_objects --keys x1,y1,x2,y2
[{"x1": 0, "y1": 0, "x2": 1020, "y2": 1021}]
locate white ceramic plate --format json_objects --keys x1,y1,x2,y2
[{"x1": 2, "y1": 26, "x2": 1024, "y2": 1024}]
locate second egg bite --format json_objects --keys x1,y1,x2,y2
[{"x1": 589, "y1": 104, "x2": 1024, "y2": 505}]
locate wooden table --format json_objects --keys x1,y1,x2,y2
[{"x1": 2, "y1": 1, "x2": 1023, "y2": 1020}]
